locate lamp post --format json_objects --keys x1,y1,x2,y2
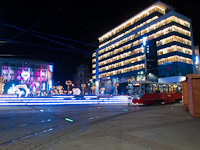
[
  {"x1": 56, "y1": 85, "x2": 63, "y2": 94},
  {"x1": 81, "y1": 84, "x2": 86, "y2": 95},
  {"x1": 100, "y1": 87, "x2": 105, "y2": 95},
  {"x1": 65, "y1": 80, "x2": 72, "y2": 95},
  {"x1": 113, "y1": 83, "x2": 119, "y2": 95},
  {"x1": 90, "y1": 85, "x2": 96, "y2": 95}
]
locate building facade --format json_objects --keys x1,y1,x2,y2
[
  {"x1": 92, "y1": 1, "x2": 194, "y2": 95},
  {"x1": 0, "y1": 58, "x2": 53, "y2": 95},
  {"x1": 73, "y1": 64, "x2": 92, "y2": 94}
]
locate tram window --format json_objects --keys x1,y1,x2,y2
[
  {"x1": 169, "y1": 85, "x2": 172, "y2": 92},
  {"x1": 159, "y1": 84, "x2": 164, "y2": 93},
  {"x1": 173, "y1": 85, "x2": 178, "y2": 93},
  {"x1": 173, "y1": 85, "x2": 177, "y2": 93},
  {"x1": 150, "y1": 84, "x2": 154, "y2": 93},
  {"x1": 152, "y1": 84, "x2": 158, "y2": 93},
  {"x1": 171, "y1": 85, "x2": 174, "y2": 92},
  {"x1": 150, "y1": 84, "x2": 153, "y2": 93},
  {"x1": 163, "y1": 84, "x2": 168, "y2": 93},
  {"x1": 145, "y1": 84, "x2": 151, "y2": 93},
  {"x1": 169, "y1": 85, "x2": 174, "y2": 93},
  {"x1": 141, "y1": 84, "x2": 145, "y2": 94},
  {"x1": 132, "y1": 85, "x2": 140, "y2": 95}
]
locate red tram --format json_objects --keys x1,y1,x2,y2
[{"x1": 131, "y1": 81, "x2": 182, "y2": 105}]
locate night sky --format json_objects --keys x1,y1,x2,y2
[{"x1": 0, "y1": 0, "x2": 199, "y2": 86}]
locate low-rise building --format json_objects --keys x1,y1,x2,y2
[{"x1": 0, "y1": 58, "x2": 53, "y2": 95}]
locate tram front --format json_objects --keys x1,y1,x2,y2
[{"x1": 131, "y1": 82, "x2": 147, "y2": 105}]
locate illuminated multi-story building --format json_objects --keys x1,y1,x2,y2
[
  {"x1": 0, "y1": 58, "x2": 53, "y2": 95},
  {"x1": 92, "y1": 1, "x2": 194, "y2": 95}
]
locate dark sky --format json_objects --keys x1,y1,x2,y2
[{"x1": 0, "y1": 0, "x2": 199, "y2": 85}]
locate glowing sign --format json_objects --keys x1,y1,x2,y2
[
  {"x1": 65, "y1": 118, "x2": 73, "y2": 122},
  {"x1": 13, "y1": 84, "x2": 30, "y2": 97},
  {"x1": 33, "y1": 86, "x2": 36, "y2": 92},
  {"x1": 133, "y1": 83, "x2": 140, "y2": 86},
  {"x1": 143, "y1": 37, "x2": 147, "y2": 46},
  {"x1": 36, "y1": 82, "x2": 40, "y2": 87},
  {"x1": 49, "y1": 80, "x2": 52, "y2": 91},
  {"x1": 21, "y1": 71, "x2": 30, "y2": 80},
  {"x1": 195, "y1": 56, "x2": 199, "y2": 65},
  {"x1": 7, "y1": 84, "x2": 16, "y2": 95},
  {"x1": 7, "y1": 89, "x2": 12, "y2": 94},
  {"x1": 72, "y1": 88, "x2": 81, "y2": 95},
  {"x1": 43, "y1": 83, "x2": 45, "y2": 90},
  {"x1": 49, "y1": 65, "x2": 53, "y2": 72}
]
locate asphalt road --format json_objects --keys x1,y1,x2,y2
[{"x1": 0, "y1": 104, "x2": 144, "y2": 148}]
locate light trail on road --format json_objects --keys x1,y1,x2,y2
[{"x1": 0, "y1": 104, "x2": 144, "y2": 147}]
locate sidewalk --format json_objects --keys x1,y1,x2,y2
[{"x1": 35, "y1": 103, "x2": 200, "y2": 150}]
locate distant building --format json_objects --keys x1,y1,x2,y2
[
  {"x1": 73, "y1": 64, "x2": 91, "y2": 94},
  {"x1": 92, "y1": 1, "x2": 194, "y2": 95},
  {"x1": 0, "y1": 58, "x2": 53, "y2": 95}
]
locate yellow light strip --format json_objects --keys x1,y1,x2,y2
[
  {"x1": 99, "y1": 64, "x2": 145, "y2": 78},
  {"x1": 158, "y1": 55, "x2": 193, "y2": 65},
  {"x1": 98, "y1": 16, "x2": 190, "y2": 57},
  {"x1": 157, "y1": 45, "x2": 192, "y2": 56},
  {"x1": 98, "y1": 26, "x2": 190, "y2": 62},
  {"x1": 156, "y1": 35, "x2": 191, "y2": 47},
  {"x1": 92, "y1": 64, "x2": 96, "y2": 68},
  {"x1": 99, "y1": 16, "x2": 159, "y2": 48},
  {"x1": 99, "y1": 55, "x2": 145, "y2": 72},
  {"x1": 98, "y1": 48, "x2": 143, "y2": 67},
  {"x1": 92, "y1": 52, "x2": 96, "y2": 57},
  {"x1": 99, "y1": 6, "x2": 165, "y2": 41}
]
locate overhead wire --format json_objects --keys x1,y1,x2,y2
[
  {"x1": 0, "y1": 0, "x2": 73, "y2": 48},
  {"x1": 0, "y1": 19, "x2": 92, "y2": 55},
  {"x1": 29, "y1": 30, "x2": 97, "y2": 48},
  {"x1": 0, "y1": 18, "x2": 97, "y2": 48},
  {"x1": 0, "y1": 38, "x2": 89, "y2": 55}
]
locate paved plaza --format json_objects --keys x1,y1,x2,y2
[{"x1": 1, "y1": 103, "x2": 200, "y2": 150}]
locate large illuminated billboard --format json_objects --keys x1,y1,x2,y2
[{"x1": 0, "y1": 59, "x2": 53, "y2": 93}]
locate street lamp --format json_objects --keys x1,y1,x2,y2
[
  {"x1": 81, "y1": 84, "x2": 86, "y2": 95},
  {"x1": 65, "y1": 80, "x2": 72, "y2": 95},
  {"x1": 56, "y1": 85, "x2": 63, "y2": 94},
  {"x1": 90, "y1": 85, "x2": 96, "y2": 95},
  {"x1": 100, "y1": 87, "x2": 105, "y2": 95},
  {"x1": 113, "y1": 83, "x2": 119, "y2": 95}
]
